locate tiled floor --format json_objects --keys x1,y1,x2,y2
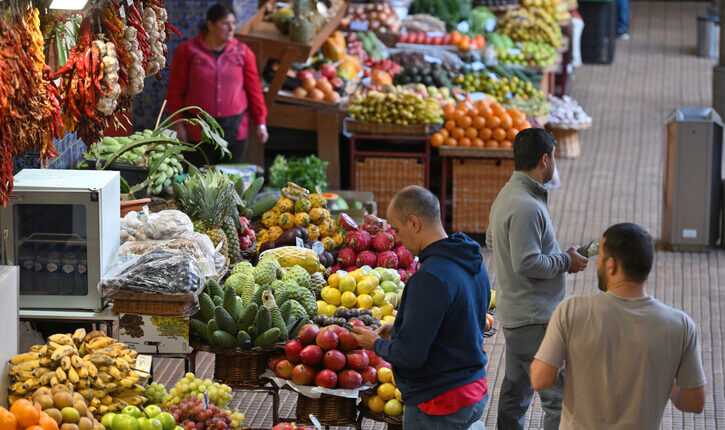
[{"x1": 154, "y1": 2, "x2": 725, "y2": 428}]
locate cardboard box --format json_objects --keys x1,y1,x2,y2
[
  {"x1": 118, "y1": 314, "x2": 191, "y2": 354},
  {"x1": 327, "y1": 190, "x2": 377, "y2": 225}
]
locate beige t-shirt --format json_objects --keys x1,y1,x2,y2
[{"x1": 535, "y1": 292, "x2": 706, "y2": 430}]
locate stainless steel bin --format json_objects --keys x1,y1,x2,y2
[
  {"x1": 662, "y1": 107, "x2": 723, "y2": 251},
  {"x1": 697, "y1": 14, "x2": 719, "y2": 58}
]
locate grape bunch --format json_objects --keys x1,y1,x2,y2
[
  {"x1": 163, "y1": 373, "x2": 234, "y2": 408},
  {"x1": 165, "y1": 397, "x2": 234, "y2": 430},
  {"x1": 145, "y1": 382, "x2": 170, "y2": 405}
]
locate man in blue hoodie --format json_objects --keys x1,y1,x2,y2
[{"x1": 351, "y1": 185, "x2": 491, "y2": 430}]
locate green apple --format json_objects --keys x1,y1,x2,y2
[
  {"x1": 102, "y1": 414, "x2": 117, "y2": 429},
  {"x1": 144, "y1": 405, "x2": 162, "y2": 419},
  {"x1": 123, "y1": 406, "x2": 143, "y2": 418},
  {"x1": 380, "y1": 281, "x2": 397, "y2": 293},
  {"x1": 174, "y1": 427, "x2": 184, "y2": 430},
  {"x1": 149, "y1": 419, "x2": 163, "y2": 430},
  {"x1": 158, "y1": 413, "x2": 175, "y2": 430},
  {"x1": 119, "y1": 415, "x2": 140, "y2": 430},
  {"x1": 112, "y1": 414, "x2": 126, "y2": 430},
  {"x1": 391, "y1": 272, "x2": 401, "y2": 283},
  {"x1": 379, "y1": 268, "x2": 394, "y2": 282},
  {"x1": 137, "y1": 418, "x2": 151, "y2": 430}
]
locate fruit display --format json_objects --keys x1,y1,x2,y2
[
  {"x1": 99, "y1": 406, "x2": 177, "y2": 430},
  {"x1": 164, "y1": 397, "x2": 245, "y2": 430},
  {"x1": 488, "y1": 33, "x2": 557, "y2": 68},
  {"x1": 363, "y1": 365, "x2": 404, "y2": 418},
  {"x1": 340, "y1": 3, "x2": 401, "y2": 35},
  {"x1": 292, "y1": 75, "x2": 342, "y2": 104},
  {"x1": 458, "y1": 71, "x2": 545, "y2": 103},
  {"x1": 279, "y1": 0, "x2": 346, "y2": 44},
  {"x1": 313, "y1": 308, "x2": 382, "y2": 330},
  {"x1": 362, "y1": 84, "x2": 456, "y2": 108},
  {"x1": 8, "y1": 330, "x2": 147, "y2": 414},
  {"x1": 363, "y1": 59, "x2": 402, "y2": 79},
  {"x1": 356, "y1": 31, "x2": 385, "y2": 61},
  {"x1": 344, "y1": 32, "x2": 369, "y2": 63},
  {"x1": 401, "y1": 14, "x2": 447, "y2": 33},
  {"x1": 317, "y1": 267, "x2": 403, "y2": 323},
  {"x1": 162, "y1": 373, "x2": 233, "y2": 409},
  {"x1": 236, "y1": 217, "x2": 256, "y2": 252},
  {"x1": 496, "y1": 8, "x2": 563, "y2": 48},
  {"x1": 256, "y1": 183, "x2": 341, "y2": 256},
  {"x1": 393, "y1": 63, "x2": 455, "y2": 88},
  {"x1": 501, "y1": 94, "x2": 551, "y2": 118},
  {"x1": 397, "y1": 31, "x2": 485, "y2": 51},
  {"x1": 388, "y1": 51, "x2": 461, "y2": 77},
  {"x1": 409, "y1": 0, "x2": 473, "y2": 32},
  {"x1": 546, "y1": 94, "x2": 592, "y2": 127},
  {"x1": 522, "y1": 0, "x2": 572, "y2": 22},
  {"x1": 144, "y1": 383, "x2": 169, "y2": 406},
  {"x1": 431, "y1": 99, "x2": 532, "y2": 148},
  {"x1": 270, "y1": 424, "x2": 315, "y2": 430},
  {"x1": 2, "y1": 392, "x2": 105, "y2": 430},
  {"x1": 347, "y1": 90, "x2": 444, "y2": 125},
  {"x1": 268, "y1": 323, "x2": 390, "y2": 390}
]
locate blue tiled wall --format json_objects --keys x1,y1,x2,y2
[{"x1": 13, "y1": 132, "x2": 86, "y2": 174}]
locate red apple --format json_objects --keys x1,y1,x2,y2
[
  {"x1": 338, "y1": 330, "x2": 359, "y2": 351},
  {"x1": 376, "y1": 360, "x2": 392, "y2": 370},
  {"x1": 338, "y1": 370, "x2": 363, "y2": 390},
  {"x1": 268, "y1": 355, "x2": 285, "y2": 370},
  {"x1": 298, "y1": 69, "x2": 314, "y2": 81},
  {"x1": 316, "y1": 329, "x2": 339, "y2": 351},
  {"x1": 315, "y1": 369, "x2": 338, "y2": 389},
  {"x1": 320, "y1": 64, "x2": 337, "y2": 80},
  {"x1": 298, "y1": 324, "x2": 320, "y2": 346},
  {"x1": 363, "y1": 350, "x2": 380, "y2": 366},
  {"x1": 292, "y1": 364, "x2": 315, "y2": 385},
  {"x1": 274, "y1": 359, "x2": 294, "y2": 379},
  {"x1": 348, "y1": 319, "x2": 366, "y2": 328},
  {"x1": 361, "y1": 366, "x2": 378, "y2": 385},
  {"x1": 285, "y1": 340, "x2": 304, "y2": 364},
  {"x1": 345, "y1": 350, "x2": 370, "y2": 371},
  {"x1": 323, "y1": 349, "x2": 346, "y2": 371},
  {"x1": 300, "y1": 345, "x2": 323, "y2": 366},
  {"x1": 326, "y1": 324, "x2": 346, "y2": 337}
]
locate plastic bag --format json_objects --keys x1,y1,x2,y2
[
  {"x1": 121, "y1": 209, "x2": 194, "y2": 243},
  {"x1": 114, "y1": 232, "x2": 219, "y2": 277},
  {"x1": 98, "y1": 248, "x2": 205, "y2": 298}
]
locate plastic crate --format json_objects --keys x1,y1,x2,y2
[
  {"x1": 355, "y1": 157, "x2": 425, "y2": 217},
  {"x1": 452, "y1": 158, "x2": 515, "y2": 233},
  {"x1": 579, "y1": 0, "x2": 617, "y2": 64}
]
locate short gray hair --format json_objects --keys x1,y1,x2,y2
[{"x1": 389, "y1": 185, "x2": 441, "y2": 223}]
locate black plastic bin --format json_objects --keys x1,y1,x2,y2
[
  {"x1": 81, "y1": 159, "x2": 149, "y2": 198},
  {"x1": 579, "y1": 0, "x2": 617, "y2": 64}
]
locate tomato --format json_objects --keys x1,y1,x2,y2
[
  {"x1": 432, "y1": 36, "x2": 443, "y2": 45},
  {"x1": 415, "y1": 33, "x2": 426, "y2": 44},
  {"x1": 424, "y1": 36, "x2": 432, "y2": 45},
  {"x1": 442, "y1": 34, "x2": 452, "y2": 45}
]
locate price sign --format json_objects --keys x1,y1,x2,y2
[
  {"x1": 423, "y1": 55, "x2": 442, "y2": 64},
  {"x1": 119, "y1": 7, "x2": 126, "y2": 18},
  {"x1": 457, "y1": 21, "x2": 470, "y2": 33},
  {"x1": 485, "y1": 17, "x2": 496, "y2": 33},
  {"x1": 135, "y1": 355, "x2": 152, "y2": 376},
  {"x1": 296, "y1": 237, "x2": 304, "y2": 248},
  {"x1": 202, "y1": 391, "x2": 209, "y2": 409},
  {"x1": 508, "y1": 48, "x2": 522, "y2": 55},
  {"x1": 488, "y1": 73, "x2": 499, "y2": 82},
  {"x1": 308, "y1": 415, "x2": 322, "y2": 430},
  {"x1": 349, "y1": 20, "x2": 368, "y2": 32},
  {"x1": 312, "y1": 242, "x2": 325, "y2": 255}
]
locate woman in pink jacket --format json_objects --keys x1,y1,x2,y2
[{"x1": 166, "y1": 3, "x2": 268, "y2": 166}]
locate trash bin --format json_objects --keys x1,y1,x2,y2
[
  {"x1": 662, "y1": 107, "x2": 723, "y2": 251},
  {"x1": 697, "y1": 14, "x2": 719, "y2": 58}
]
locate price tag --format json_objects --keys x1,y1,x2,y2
[
  {"x1": 135, "y1": 355, "x2": 152, "y2": 376},
  {"x1": 426, "y1": 31, "x2": 445, "y2": 37},
  {"x1": 119, "y1": 7, "x2": 126, "y2": 18},
  {"x1": 488, "y1": 72, "x2": 499, "y2": 82},
  {"x1": 457, "y1": 21, "x2": 470, "y2": 33},
  {"x1": 508, "y1": 48, "x2": 522, "y2": 55},
  {"x1": 296, "y1": 237, "x2": 304, "y2": 248},
  {"x1": 308, "y1": 415, "x2": 322, "y2": 430},
  {"x1": 505, "y1": 92, "x2": 513, "y2": 99},
  {"x1": 485, "y1": 17, "x2": 496, "y2": 33},
  {"x1": 349, "y1": 20, "x2": 368, "y2": 32},
  {"x1": 127, "y1": 0, "x2": 133, "y2": 5},
  {"x1": 202, "y1": 391, "x2": 209, "y2": 409},
  {"x1": 312, "y1": 242, "x2": 325, "y2": 255},
  {"x1": 423, "y1": 54, "x2": 442, "y2": 64},
  {"x1": 161, "y1": 129, "x2": 177, "y2": 140}
]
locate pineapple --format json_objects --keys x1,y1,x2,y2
[{"x1": 222, "y1": 215, "x2": 242, "y2": 263}]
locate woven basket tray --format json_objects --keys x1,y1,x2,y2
[
  {"x1": 452, "y1": 158, "x2": 515, "y2": 233},
  {"x1": 358, "y1": 404, "x2": 403, "y2": 429},
  {"x1": 110, "y1": 291, "x2": 198, "y2": 316},
  {"x1": 355, "y1": 157, "x2": 425, "y2": 216},
  {"x1": 346, "y1": 119, "x2": 438, "y2": 136},
  {"x1": 192, "y1": 342, "x2": 285, "y2": 388},
  {"x1": 293, "y1": 391, "x2": 360, "y2": 426}
]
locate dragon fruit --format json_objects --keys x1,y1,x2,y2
[
  {"x1": 404, "y1": 263, "x2": 418, "y2": 281},
  {"x1": 395, "y1": 246, "x2": 413, "y2": 267},
  {"x1": 337, "y1": 248, "x2": 357, "y2": 268},
  {"x1": 346, "y1": 266, "x2": 360, "y2": 272},
  {"x1": 391, "y1": 229, "x2": 402, "y2": 247},
  {"x1": 346, "y1": 230, "x2": 372, "y2": 252},
  {"x1": 356, "y1": 250, "x2": 377, "y2": 267},
  {"x1": 362, "y1": 214, "x2": 385, "y2": 234},
  {"x1": 397, "y1": 269, "x2": 407, "y2": 281},
  {"x1": 338, "y1": 213, "x2": 359, "y2": 232},
  {"x1": 372, "y1": 231, "x2": 395, "y2": 252},
  {"x1": 361, "y1": 223, "x2": 380, "y2": 235},
  {"x1": 377, "y1": 251, "x2": 399, "y2": 269}
]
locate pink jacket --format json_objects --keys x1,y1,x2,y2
[{"x1": 166, "y1": 34, "x2": 267, "y2": 141}]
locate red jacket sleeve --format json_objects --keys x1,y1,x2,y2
[
  {"x1": 241, "y1": 43, "x2": 267, "y2": 126},
  {"x1": 165, "y1": 42, "x2": 191, "y2": 121}
]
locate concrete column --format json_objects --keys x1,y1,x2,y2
[{"x1": 714, "y1": 0, "x2": 725, "y2": 116}]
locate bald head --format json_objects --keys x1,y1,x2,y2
[{"x1": 389, "y1": 185, "x2": 441, "y2": 224}]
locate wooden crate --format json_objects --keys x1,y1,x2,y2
[
  {"x1": 355, "y1": 157, "x2": 425, "y2": 216},
  {"x1": 452, "y1": 158, "x2": 515, "y2": 233}
]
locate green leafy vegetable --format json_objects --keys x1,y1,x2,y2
[
  {"x1": 269, "y1": 155, "x2": 289, "y2": 189},
  {"x1": 267, "y1": 155, "x2": 329, "y2": 192}
]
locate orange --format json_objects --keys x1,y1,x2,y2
[
  {"x1": 0, "y1": 407, "x2": 17, "y2": 430},
  {"x1": 459, "y1": 137, "x2": 472, "y2": 147},
  {"x1": 507, "y1": 128, "x2": 519, "y2": 141},
  {"x1": 501, "y1": 140, "x2": 513, "y2": 148},
  {"x1": 499, "y1": 113, "x2": 513, "y2": 130},
  {"x1": 26, "y1": 426, "x2": 44, "y2": 430},
  {"x1": 512, "y1": 116, "x2": 526, "y2": 129},
  {"x1": 475, "y1": 35, "x2": 486, "y2": 49},
  {"x1": 445, "y1": 120, "x2": 456, "y2": 132},
  {"x1": 522, "y1": 120, "x2": 532, "y2": 129},
  {"x1": 450, "y1": 31, "x2": 462, "y2": 45},
  {"x1": 443, "y1": 104, "x2": 456, "y2": 120},
  {"x1": 438, "y1": 128, "x2": 450, "y2": 139},
  {"x1": 456, "y1": 101, "x2": 469, "y2": 111},
  {"x1": 493, "y1": 127, "x2": 506, "y2": 142},
  {"x1": 479, "y1": 127, "x2": 493, "y2": 141},
  {"x1": 508, "y1": 108, "x2": 525, "y2": 121},
  {"x1": 491, "y1": 103, "x2": 506, "y2": 116},
  {"x1": 487, "y1": 115, "x2": 501, "y2": 129},
  {"x1": 444, "y1": 137, "x2": 458, "y2": 147},
  {"x1": 451, "y1": 109, "x2": 466, "y2": 122},
  {"x1": 452, "y1": 127, "x2": 465, "y2": 140},
  {"x1": 458, "y1": 36, "x2": 471, "y2": 51},
  {"x1": 472, "y1": 116, "x2": 486, "y2": 129},
  {"x1": 456, "y1": 115, "x2": 472, "y2": 129},
  {"x1": 475, "y1": 99, "x2": 491, "y2": 110},
  {"x1": 465, "y1": 127, "x2": 478, "y2": 139},
  {"x1": 472, "y1": 138, "x2": 485, "y2": 148},
  {"x1": 431, "y1": 132, "x2": 444, "y2": 148},
  {"x1": 486, "y1": 140, "x2": 500, "y2": 148},
  {"x1": 10, "y1": 400, "x2": 39, "y2": 428},
  {"x1": 467, "y1": 107, "x2": 479, "y2": 118},
  {"x1": 479, "y1": 105, "x2": 493, "y2": 118}
]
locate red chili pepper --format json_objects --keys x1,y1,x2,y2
[{"x1": 165, "y1": 21, "x2": 182, "y2": 38}]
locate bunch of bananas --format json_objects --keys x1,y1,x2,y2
[
  {"x1": 497, "y1": 8, "x2": 562, "y2": 48},
  {"x1": 522, "y1": 0, "x2": 571, "y2": 22},
  {"x1": 347, "y1": 91, "x2": 443, "y2": 125},
  {"x1": 8, "y1": 329, "x2": 149, "y2": 415}
]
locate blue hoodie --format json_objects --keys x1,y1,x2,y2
[{"x1": 374, "y1": 232, "x2": 491, "y2": 406}]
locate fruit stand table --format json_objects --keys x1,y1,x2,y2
[
  {"x1": 439, "y1": 146, "x2": 515, "y2": 233},
  {"x1": 236, "y1": 1, "x2": 349, "y2": 189}
]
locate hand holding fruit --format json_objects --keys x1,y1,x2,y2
[
  {"x1": 350, "y1": 325, "x2": 380, "y2": 351},
  {"x1": 566, "y1": 247, "x2": 589, "y2": 274},
  {"x1": 375, "y1": 323, "x2": 393, "y2": 340}
]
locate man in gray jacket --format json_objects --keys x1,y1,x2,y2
[{"x1": 486, "y1": 128, "x2": 588, "y2": 430}]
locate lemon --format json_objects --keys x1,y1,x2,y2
[
  {"x1": 350, "y1": 269, "x2": 364, "y2": 283},
  {"x1": 380, "y1": 303, "x2": 395, "y2": 316},
  {"x1": 341, "y1": 291, "x2": 358, "y2": 308},
  {"x1": 363, "y1": 276, "x2": 379, "y2": 289},
  {"x1": 366, "y1": 270, "x2": 382, "y2": 282},
  {"x1": 378, "y1": 383, "x2": 396, "y2": 401},
  {"x1": 357, "y1": 294, "x2": 373, "y2": 309},
  {"x1": 378, "y1": 367, "x2": 393, "y2": 383},
  {"x1": 321, "y1": 287, "x2": 341, "y2": 305},
  {"x1": 372, "y1": 288, "x2": 386, "y2": 306},
  {"x1": 368, "y1": 395, "x2": 386, "y2": 413},
  {"x1": 340, "y1": 275, "x2": 357, "y2": 293},
  {"x1": 384, "y1": 399, "x2": 404, "y2": 417},
  {"x1": 323, "y1": 304, "x2": 337, "y2": 316},
  {"x1": 383, "y1": 315, "x2": 396, "y2": 324},
  {"x1": 316, "y1": 300, "x2": 327, "y2": 315},
  {"x1": 328, "y1": 273, "x2": 342, "y2": 289},
  {"x1": 356, "y1": 279, "x2": 374, "y2": 295},
  {"x1": 370, "y1": 306, "x2": 383, "y2": 319},
  {"x1": 395, "y1": 388, "x2": 403, "y2": 402}
]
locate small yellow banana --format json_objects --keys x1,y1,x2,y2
[
  {"x1": 105, "y1": 382, "x2": 119, "y2": 392},
  {"x1": 71, "y1": 354, "x2": 83, "y2": 368},
  {"x1": 39, "y1": 370, "x2": 55, "y2": 386},
  {"x1": 13, "y1": 371, "x2": 34, "y2": 381},
  {"x1": 32, "y1": 367, "x2": 50, "y2": 378},
  {"x1": 98, "y1": 405, "x2": 109, "y2": 415},
  {"x1": 89, "y1": 354, "x2": 113, "y2": 366},
  {"x1": 49, "y1": 334, "x2": 74, "y2": 346},
  {"x1": 85, "y1": 362, "x2": 98, "y2": 378},
  {"x1": 78, "y1": 388, "x2": 91, "y2": 398},
  {"x1": 94, "y1": 377, "x2": 106, "y2": 389},
  {"x1": 51, "y1": 345, "x2": 75, "y2": 361},
  {"x1": 10, "y1": 360, "x2": 40, "y2": 374},
  {"x1": 11, "y1": 381, "x2": 29, "y2": 394},
  {"x1": 98, "y1": 372, "x2": 113, "y2": 383},
  {"x1": 113, "y1": 358, "x2": 130, "y2": 372},
  {"x1": 29, "y1": 345, "x2": 43, "y2": 353},
  {"x1": 88, "y1": 406, "x2": 98, "y2": 415},
  {"x1": 90, "y1": 396, "x2": 102, "y2": 406},
  {"x1": 68, "y1": 367, "x2": 79, "y2": 384},
  {"x1": 108, "y1": 366, "x2": 122, "y2": 380},
  {"x1": 50, "y1": 375, "x2": 59, "y2": 386},
  {"x1": 119, "y1": 378, "x2": 136, "y2": 388},
  {"x1": 77, "y1": 366, "x2": 89, "y2": 379},
  {"x1": 24, "y1": 378, "x2": 39, "y2": 390},
  {"x1": 55, "y1": 367, "x2": 67, "y2": 382},
  {"x1": 101, "y1": 396, "x2": 113, "y2": 405},
  {"x1": 72, "y1": 328, "x2": 87, "y2": 345},
  {"x1": 39, "y1": 357, "x2": 52, "y2": 367},
  {"x1": 11, "y1": 352, "x2": 40, "y2": 364},
  {"x1": 60, "y1": 356, "x2": 71, "y2": 371},
  {"x1": 89, "y1": 337, "x2": 115, "y2": 350},
  {"x1": 77, "y1": 379, "x2": 89, "y2": 389},
  {"x1": 39, "y1": 345, "x2": 48, "y2": 356}
]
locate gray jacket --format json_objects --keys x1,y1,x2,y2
[{"x1": 486, "y1": 171, "x2": 571, "y2": 328}]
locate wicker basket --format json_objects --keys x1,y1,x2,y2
[
  {"x1": 346, "y1": 119, "x2": 438, "y2": 136},
  {"x1": 192, "y1": 342, "x2": 285, "y2": 388},
  {"x1": 110, "y1": 291, "x2": 198, "y2": 316},
  {"x1": 358, "y1": 404, "x2": 403, "y2": 429},
  {"x1": 294, "y1": 392, "x2": 360, "y2": 426},
  {"x1": 355, "y1": 157, "x2": 425, "y2": 216},
  {"x1": 546, "y1": 123, "x2": 590, "y2": 159},
  {"x1": 452, "y1": 158, "x2": 515, "y2": 233}
]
